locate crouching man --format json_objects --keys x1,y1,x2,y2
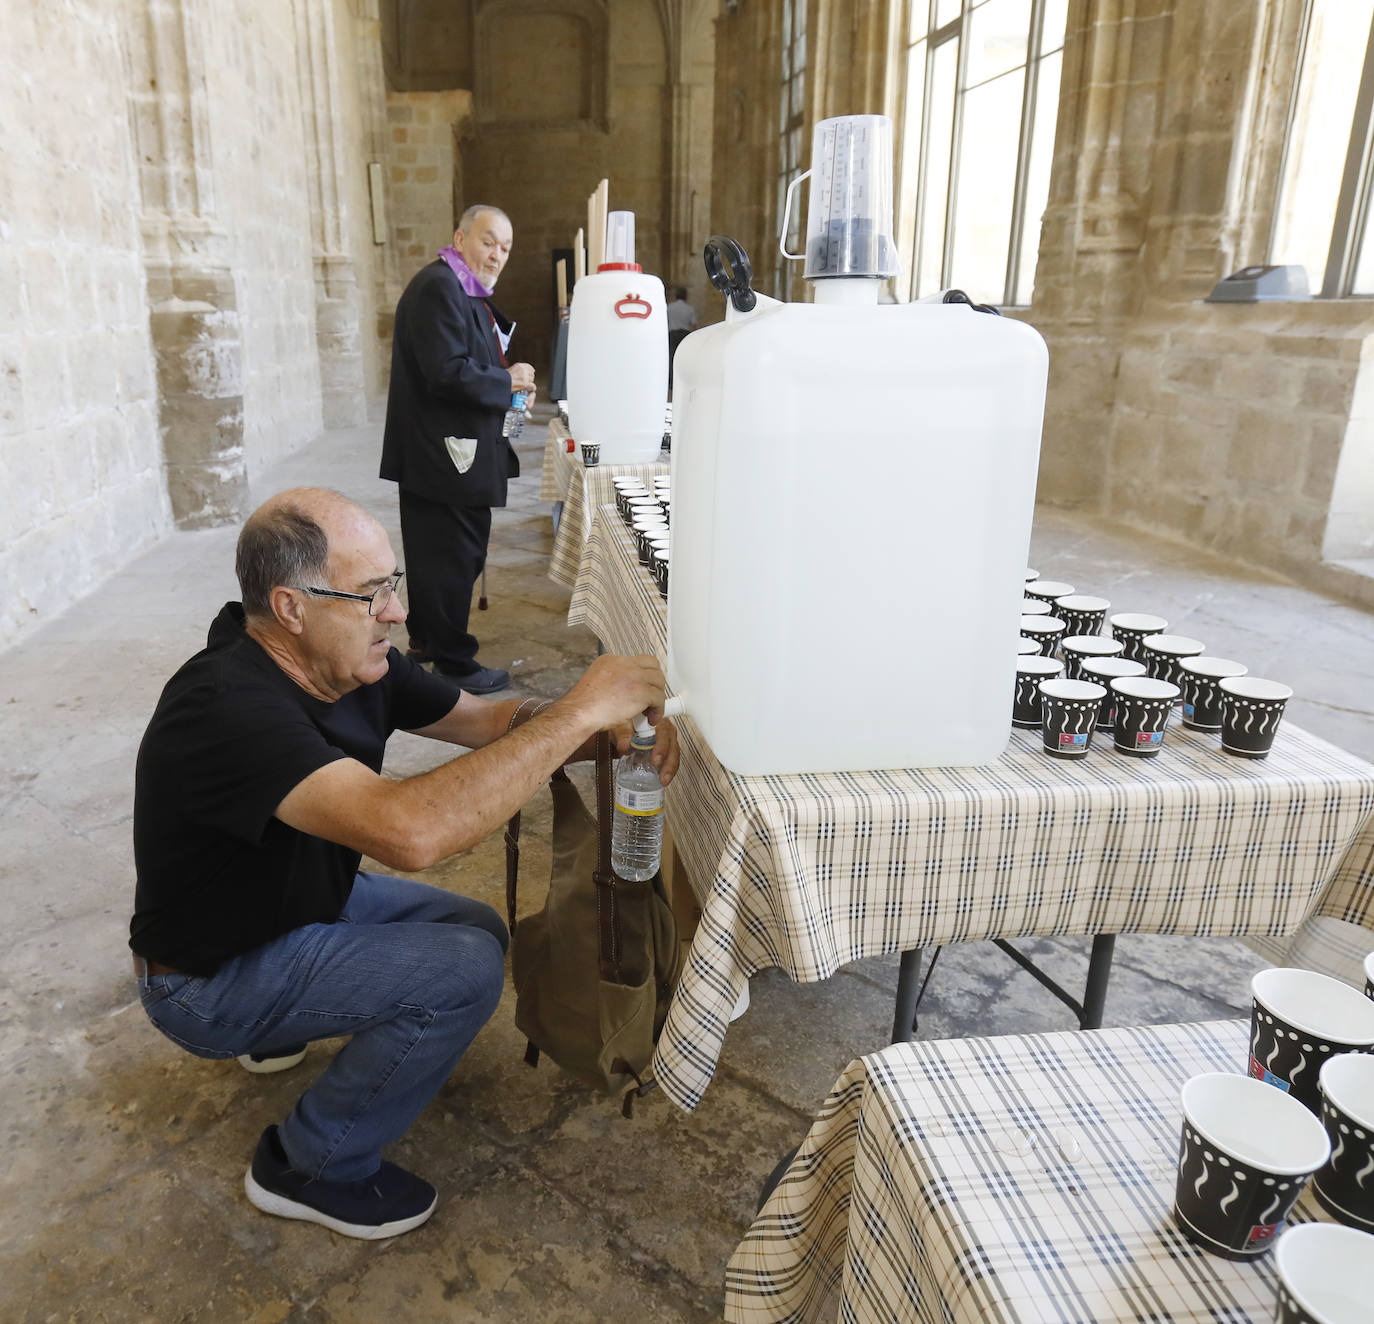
[{"x1": 129, "y1": 487, "x2": 677, "y2": 1238}]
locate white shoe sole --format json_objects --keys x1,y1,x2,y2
[
  {"x1": 244, "y1": 1167, "x2": 436, "y2": 1240},
  {"x1": 237, "y1": 1048, "x2": 307, "y2": 1074}
]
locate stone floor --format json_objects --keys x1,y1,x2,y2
[{"x1": 3, "y1": 406, "x2": 1374, "y2": 1322}]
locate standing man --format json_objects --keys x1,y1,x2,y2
[
  {"x1": 381, "y1": 204, "x2": 535, "y2": 694},
  {"x1": 665, "y1": 286, "x2": 698, "y2": 392}
]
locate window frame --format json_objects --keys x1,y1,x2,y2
[
  {"x1": 1269, "y1": 0, "x2": 1374, "y2": 297},
  {"x1": 898, "y1": 0, "x2": 1060, "y2": 306}
]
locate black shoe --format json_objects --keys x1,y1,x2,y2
[
  {"x1": 237, "y1": 1044, "x2": 307, "y2": 1074},
  {"x1": 243, "y1": 1126, "x2": 436, "y2": 1240},
  {"x1": 435, "y1": 664, "x2": 510, "y2": 695}
]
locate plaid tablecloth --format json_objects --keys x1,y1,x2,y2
[
  {"x1": 541, "y1": 420, "x2": 669, "y2": 587},
  {"x1": 725, "y1": 1019, "x2": 1332, "y2": 1323},
  {"x1": 569, "y1": 507, "x2": 1374, "y2": 1114}
]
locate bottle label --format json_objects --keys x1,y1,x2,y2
[{"x1": 616, "y1": 787, "x2": 664, "y2": 816}]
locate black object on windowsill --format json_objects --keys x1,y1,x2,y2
[{"x1": 1205, "y1": 264, "x2": 1310, "y2": 302}]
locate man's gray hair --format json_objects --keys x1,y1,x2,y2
[
  {"x1": 235, "y1": 503, "x2": 331, "y2": 618},
  {"x1": 457, "y1": 204, "x2": 510, "y2": 233}
]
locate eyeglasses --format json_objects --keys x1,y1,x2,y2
[{"x1": 292, "y1": 571, "x2": 404, "y2": 617}]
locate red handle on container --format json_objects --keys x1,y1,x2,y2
[{"x1": 614, "y1": 294, "x2": 652, "y2": 320}]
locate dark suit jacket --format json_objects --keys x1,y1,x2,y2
[{"x1": 380, "y1": 260, "x2": 520, "y2": 508}]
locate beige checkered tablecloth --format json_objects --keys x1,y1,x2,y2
[
  {"x1": 541, "y1": 419, "x2": 669, "y2": 587},
  {"x1": 569, "y1": 506, "x2": 1374, "y2": 1114},
  {"x1": 725, "y1": 1019, "x2": 1334, "y2": 1323}
]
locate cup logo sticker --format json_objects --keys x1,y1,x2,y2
[
  {"x1": 1247, "y1": 1221, "x2": 1281, "y2": 1244},
  {"x1": 1059, "y1": 733, "x2": 1087, "y2": 747},
  {"x1": 1137, "y1": 731, "x2": 1163, "y2": 746},
  {"x1": 1249, "y1": 1054, "x2": 1290, "y2": 1091}
]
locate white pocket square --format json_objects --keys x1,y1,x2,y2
[{"x1": 444, "y1": 436, "x2": 478, "y2": 473}]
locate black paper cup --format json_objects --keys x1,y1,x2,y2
[
  {"x1": 1250, "y1": 969, "x2": 1374, "y2": 1114},
  {"x1": 1038, "y1": 678, "x2": 1105, "y2": 759},
  {"x1": 1020, "y1": 615, "x2": 1066, "y2": 657},
  {"x1": 1109, "y1": 612, "x2": 1169, "y2": 663},
  {"x1": 1080, "y1": 657, "x2": 1147, "y2": 732},
  {"x1": 1220, "y1": 677, "x2": 1293, "y2": 759},
  {"x1": 1141, "y1": 634, "x2": 1206, "y2": 690},
  {"x1": 580, "y1": 441, "x2": 600, "y2": 467},
  {"x1": 1060, "y1": 634, "x2": 1124, "y2": 680},
  {"x1": 1052, "y1": 594, "x2": 1110, "y2": 638},
  {"x1": 1109, "y1": 677, "x2": 1178, "y2": 757},
  {"x1": 1012, "y1": 656, "x2": 1063, "y2": 728},
  {"x1": 1016, "y1": 638, "x2": 1042, "y2": 656},
  {"x1": 1025, "y1": 579, "x2": 1075, "y2": 607},
  {"x1": 1364, "y1": 951, "x2": 1374, "y2": 1001},
  {"x1": 1178, "y1": 656, "x2": 1248, "y2": 731},
  {"x1": 623, "y1": 496, "x2": 657, "y2": 525},
  {"x1": 1174, "y1": 1072, "x2": 1329, "y2": 1260},
  {"x1": 1021, "y1": 597, "x2": 1052, "y2": 617},
  {"x1": 1025, "y1": 568, "x2": 1040, "y2": 583},
  {"x1": 1275, "y1": 1222, "x2": 1374, "y2": 1322},
  {"x1": 1312, "y1": 1053, "x2": 1374, "y2": 1232}
]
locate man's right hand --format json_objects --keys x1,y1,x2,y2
[
  {"x1": 557, "y1": 653, "x2": 665, "y2": 735},
  {"x1": 508, "y1": 363, "x2": 536, "y2": 393}
]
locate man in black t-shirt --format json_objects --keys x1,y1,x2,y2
[{"x1": 130, "y1": 486, "x2": 677, "y2": 1240}]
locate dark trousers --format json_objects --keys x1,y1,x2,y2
[
  {"x1": 668, "y1": 329, "x2": 690, "y2": 390},
  {"x1": 398, "y1": 490, "x2": 492, "y2": 674}
]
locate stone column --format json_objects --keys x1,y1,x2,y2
[
  {"x1": 127, "y1": 0, "x2": 247, "y2": 528},
  {"x1": 658, "y1": 0, "x2": 717, "y2": 303},
  {"x1": 293, "y1": 0, "x2": 368, "y2": 427}
]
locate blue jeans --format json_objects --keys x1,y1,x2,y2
[{"x1": 136, "y1": 872, "x2": 507, "y2": 1182}]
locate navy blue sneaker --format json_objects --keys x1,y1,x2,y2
[{"x1": 243, "y1": 1126, "x2": 436, "y2": 1239}]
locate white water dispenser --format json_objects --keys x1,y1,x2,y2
[
  {"x1": 566, "y1": 210, "x2": 668, "y2": 463},
  {"x1": 668, "y1": 115, "x2": 1048, "y2": 776}
]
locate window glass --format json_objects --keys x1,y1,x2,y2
[
  {"x1": 951, "y1": 69, "x2": 1024, "y2": 301},
  {"x1": 935, "y1": 0, "x2": 962, "y2": 30},
  {"x1": 897, "y1": 40, "x2": 928, "y2": 299},
  {"x1": 918, "y1": 38, "x2": 960, "y2": 296},
  {"x1": 967, "y1": 0, "x2": 1031, "y2": 87},
  {"x1": 1016, "y1": 49, "x2": 1062, "y2": 306},
  {"x1": 1040, "y1": 0, "x2": 1068, "y2": 55},
  {"x1": 1271, "y1": 2, "x2": 1374, "y2": 291}
]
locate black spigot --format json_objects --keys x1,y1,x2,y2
[{"x1": 703, "y1": 235, "x2": 757, "y2": 313}]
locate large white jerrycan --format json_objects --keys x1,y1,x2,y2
[
  {"x1": 667, "y1": 237, "x2": 1048, "y2": 776},
  {"x1": 566, "y1": 222, "x2": 668, "y2": 464}
]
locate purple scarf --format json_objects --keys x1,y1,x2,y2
[{"x1": 438, "y1": 246, "x2": 492, "y2": 298}]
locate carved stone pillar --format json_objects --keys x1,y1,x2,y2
[
  {"x1": 658, "y1": 0, "x2": 716, "y2": 301},
  {"x1": 294, "y1": 0, "x2": 368, "y2": 427},
  {"x1": 127, "y1": 0, "x2": 247, "y2": 528}
]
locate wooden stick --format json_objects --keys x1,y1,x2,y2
[
  {"x1": 556, "y1": 258, "x2": 567, "y2": 308},
  {"x1": 593, "y1": 178, "x2": 609, "y2": 270},
  {"x1": 573, "y1": 228, "x2": 585, "y2": 283}
]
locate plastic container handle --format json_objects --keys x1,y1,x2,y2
[
  {"x1": 778, "y1": 170, "x2": 811, "y2": 262},
  {"x1": 703, "y1": 235, "x2": 757, "y2": 313},
  {"x1": 614, "y1": 294, "x2": 652, "y2": 319}
]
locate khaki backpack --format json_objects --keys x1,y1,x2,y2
[{"x1": 505, "y1": 719, "x2": 682, "y2": 1116}]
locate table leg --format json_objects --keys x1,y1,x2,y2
[
  {"x1": 891, "y1": 948, "x2": 925, "y2": 1043},
  {"x1": 1080, "y1": 934, "x2": 1117, "y2": 1029},
  {"x1": 551, "y1": 500, "x2": 563, "y2": 535}
]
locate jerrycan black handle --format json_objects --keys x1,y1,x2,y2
[{"x1": 703, "y1": 235, "x2": 758, "y2": 313}]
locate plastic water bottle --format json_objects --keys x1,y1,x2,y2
[
  {"x1": 611, "y1": 722, "x2": 663, "y2": 881},
  {"x1": 502, "y1": 389, "x2": 528, "y2": 442}
]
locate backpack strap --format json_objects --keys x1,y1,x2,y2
[
  {"x1": 593, "y1": 730, "x2": 622, "y2": 982},
  {"x1": 503, "y1": 698, "x2": 553, "y2": 931}
]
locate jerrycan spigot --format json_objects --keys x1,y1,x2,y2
[{"x1": 703, "y1": 235, "x2": 757, "y2": 314}]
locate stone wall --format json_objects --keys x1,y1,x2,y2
[
  {"x1": 1027, "y1": 0, "x2": 1374, "y2": 606},
  {"x1": 199, "y1": 1, "x2": 324, "y2": 482},
  {"x1": 0, "y1": 0, "x2": 168, "y2": 644},
  {"x1": 0, "y1": 0, "x2": 393, "y2": 651}
]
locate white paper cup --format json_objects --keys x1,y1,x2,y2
[{"x1": 1275, "y1": 1222, "x2": 1374, "y2": 1322}]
